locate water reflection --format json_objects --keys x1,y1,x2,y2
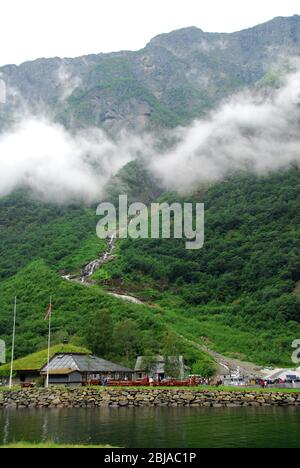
[{"x1": 0, "y1": 407, "x2": 300, "y2": 448}]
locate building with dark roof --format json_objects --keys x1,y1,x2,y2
[
  {"x1": 40, "y1": 353, "x2": 134, "y2": 386},
  {"x1": 135, "y1": 355, "x2": 186, "y2": 381}
]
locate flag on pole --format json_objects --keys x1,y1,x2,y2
[
  {"x1": 9, "y1": 297, "x2": 17, "y2": 389},
  {"x1": 44, "y1": 303, "x2": 51, "y2": 321},
  {"x1": 45, "y1": 297, "x2": 52, "y2": 389}
]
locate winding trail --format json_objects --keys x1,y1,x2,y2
[
  {"x1": 177, "y1": 333, "x2": 263, "y2": 377},
  {"x1": 107, "y1": 292, "x2": 144, "y2": 305}
]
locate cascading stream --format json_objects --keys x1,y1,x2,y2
[
  {"x1": 80, "y1": 233, "x2": 116, "y2": 282},
  {"x1": 61, "y1": 232, "x2": 144, "y2": 305}
]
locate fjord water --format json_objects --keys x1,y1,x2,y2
[{"x1": 1, "y1": 407, "x2": 300, "y2": 448}]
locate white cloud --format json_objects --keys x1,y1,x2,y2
[
  {"x1": 0, "y1": 118, "x2": 137, "y2": 202},
  {"x1": 57, "y1": 65, "x2": 82, "y2": 101},
  {"x1": 149, "y1": 70, "x2": 300, "y2": 192},
  {"x1": 0, "y1": 69, "x2": 300, "y2": 203}
]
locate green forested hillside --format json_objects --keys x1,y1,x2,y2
[
  {"x1": 0, "y1": 169, "x2": 300, "y2": 368},
  {"x1": 94, "y1": 169, "x2": 300, "y2": 365},
  {"x1": 0, "y1": 260, "x2": 208, "y2": 371},
  {"x1": 104, "y1": 169, "x2": 300, "y2": 312},
  {"x1": 0, "y1": 191, "x2": 105, "y2": 280}
]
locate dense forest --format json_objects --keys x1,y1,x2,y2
[
  {"x1": 0, "y1": 169, "x2": 300, "y2": 370},
  {"x1": 95, "y1": 169, "x2": 300, "y2": 365},
  {"x1": 102, "y1": 169, "x2": 300, "y2": 314}
]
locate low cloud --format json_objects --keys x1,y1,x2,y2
[
  {"x1": 150, "y1": 70, "x2": 300, "y2": 192},
  {"x1": 0, "y1": 68, "x2": 300, "y2": 203},
  {"x1": 57, "y1": 64, "x2": 82, "y2": 101},
  {"x1": 0, "y1": 118, "x2": 142, "y2": 202}
]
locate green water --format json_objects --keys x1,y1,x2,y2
[{"x1": 0, "y1": 407, "x2": 299, "y2": 448}]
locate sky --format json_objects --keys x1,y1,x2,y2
[{"x1": 0, "y1": 0, "x2": 299, "y2": 66}]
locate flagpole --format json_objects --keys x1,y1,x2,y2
[
  {"x1": 45, "y1": 296, "x2": 52, "y2": 389},
  {"x1": 9, "y1": 297, "x2": 17, "y2": 389}
]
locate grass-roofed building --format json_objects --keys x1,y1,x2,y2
[
  {"x1": 0, "y1": 344, "x2": 134, "y2": 386},
  {"x1": 0, "y1": 344, "x2": 91, "y2": 386},
  {"x1": 40, "y1": 353, "x2": 134, "y2": 386}
]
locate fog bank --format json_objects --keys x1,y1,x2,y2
[{"x1": 0, "y1": 69, "x2": 300, "y2": 202}]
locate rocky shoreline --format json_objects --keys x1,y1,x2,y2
[{"x1": 1, "y1": 388, "x2": 300, "y2": 409}]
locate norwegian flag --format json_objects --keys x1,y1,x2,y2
[{"x1": 44, "y1": 303, "x2": 52, "y2": 321}]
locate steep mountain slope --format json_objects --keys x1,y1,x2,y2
[
  {"x1": 0, "y1": 170, "x2": 299, "y2": 367},
  {"x1": 1, "y1": 15, "x2": 300, "y2": 133},
  {"x1": 104, "y1": 170, "x2": 300, "y2": 313},
  {"x1": 92, "y1": 169, "x2": 300, "y2": 365},
  {"x1": 0, "y1": 191, "x2": 104, "y2": 281},
  {"x1": 0, "y1": 259, "x2": 210, "y2": 370},
  {"x1": 1, "y1": 16, "x2": 300, "y2": 370},
  {"x1": 105, "y1": 160, "x2": 163, "y2": 204}
]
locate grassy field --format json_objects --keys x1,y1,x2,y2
[
  {"x1": 200, "y1": 386, "x2": 300, "y2": 394},
  {"x1": 105, "y1": 385, "x2": 300, "y2": 393},
  {"x1": 0, "y1": 442, "x2": 116, "y2": 449},
  {"x1": 1, "y1": 385, "x2": 300, "y2": 393}
]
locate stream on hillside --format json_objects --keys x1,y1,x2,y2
[{"x1": 61, "y1": 232, "x2": 143, "y2": 304}]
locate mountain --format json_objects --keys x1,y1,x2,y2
[
  {"x1": 1, "y1": 15, "x2": 300, "y2": 133},
  {"x1": 0, "y1": 17, "x2": 300, "y2": 371}
]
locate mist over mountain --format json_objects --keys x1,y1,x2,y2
[
  {"x1": 0, "y1": 16, "x2": 299, "y2": 202},
  {"x1": 150, "y1": 69, "x2": 300, "y2": 192},
  {"x1": 0, "y1": 64, "x2": 300, "y2": 202}
]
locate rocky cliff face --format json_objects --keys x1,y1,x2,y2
[{"x1": 0, "y1": 15, "x2": 300, "y2": 134}]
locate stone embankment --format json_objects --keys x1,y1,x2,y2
[{"x1": 1, "y1": 388, "x2": 300, "y2": 409}]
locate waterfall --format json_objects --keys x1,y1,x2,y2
[{"x1": 80, "y1": 233, "x2": 116, "y2": 282}]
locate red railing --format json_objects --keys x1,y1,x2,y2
[
  {"x1": 82, "y1": 379, "x2": 197, "y2": 387},
  {"x1": 107, "y1": 379, "x2": 195, "y2": 387},
  {"x1": 20, "y1": 382, "x2": 35, "y2": 388}
]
